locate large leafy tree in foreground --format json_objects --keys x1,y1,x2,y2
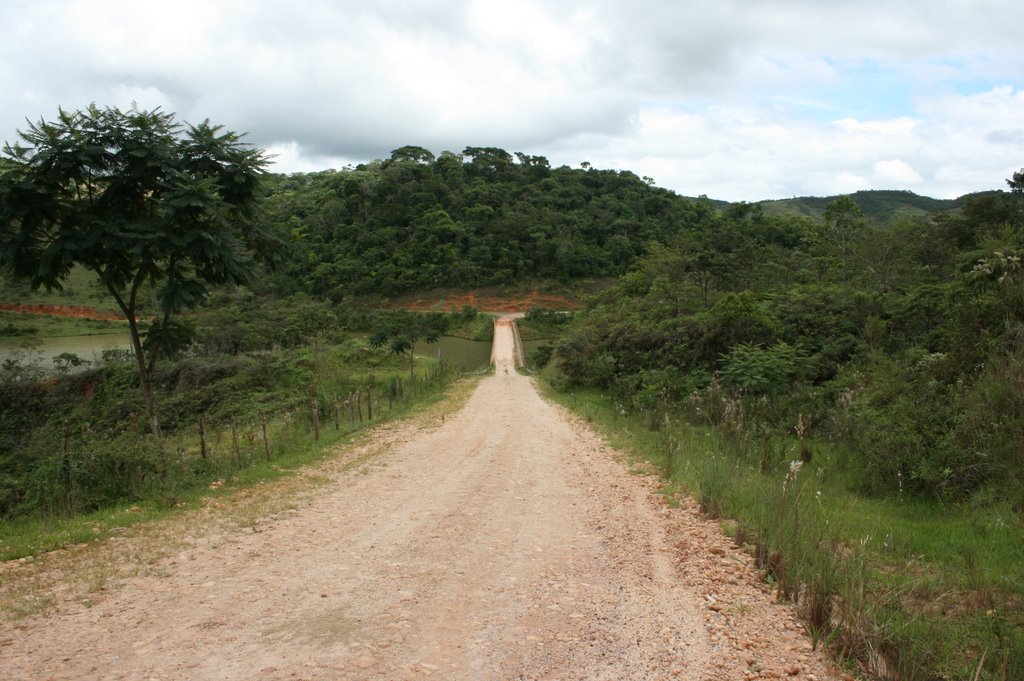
[{"x1": 0, "y1": 105, "x2": 277, "y2": 437}]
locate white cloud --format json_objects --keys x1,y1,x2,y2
[
  {"x1": 872, "y1": 160, "x2": 923, "y2": 186},
  {"x1": 832, "y1": 172, "x2": 871, "y2": 195},
  {"x1": 1, "y1": 0, "x2": 1022, "y2": 200},
  {"x1": 536, "y1": 85, "x2": 1024, "y2": 201},
  {"x1": 108, "y1": 85, "x2": 175, "y2": 114},
  {"x1": 263, "y1": 141, "x2": 357, "y2": 174}
]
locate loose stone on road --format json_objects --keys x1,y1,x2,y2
[{"x1": 0, "y1": 318, "x2": 840, "y2": 680}]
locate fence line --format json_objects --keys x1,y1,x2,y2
[{"x1": 39, "y1": 364, "x2": 459, "y2": 517}]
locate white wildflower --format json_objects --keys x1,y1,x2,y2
[{"x1": 782, "y1": 459, "x2": 803, "y2": 493}]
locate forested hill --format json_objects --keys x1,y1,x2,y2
[
  {"x1": 261, "y1": 146, "x2": 709, "y2": 299},
  {"x1": 753, "y1": 189, "x2": 975, "y2": 223},
  {"x1": 259, "y1": 145, "x2": 1010, "y2": 299}
]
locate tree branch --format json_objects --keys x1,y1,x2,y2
[
  {"x1": 147, "y1": 305, "x2": 172, "y2": 376},
  {"x1": 97, "y1": 266, "x2": 130, "y2": 318}
]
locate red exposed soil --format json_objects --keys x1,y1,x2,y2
[
  {"x1": 0, "y1": 303, "x2": 124, "y2": 321},
  {"x1": 3, "y1": 290, "x2": 581, "y2": 319},
  {"x1": 400, "y1": 290, "x2": 581, "y2": 313}
]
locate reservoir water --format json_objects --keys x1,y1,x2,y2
[
  {"x1": 0, "y1": 333, "x2": 133, "y2": 370},
  {"x1": 2, "y1": 330, "x2": 553, "y2": 374},
  {"x1": 414, "y1": 335, "x2": 553, "y2": 371}
]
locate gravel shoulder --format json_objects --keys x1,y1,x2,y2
[{"x1": 0, "y1": 321, "x2": 842, "y2": 680}]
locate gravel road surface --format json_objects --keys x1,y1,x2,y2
[{"x1": 0, "y1": 319, "x2": 840, "y2": 680}]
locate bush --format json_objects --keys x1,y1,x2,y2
[
  {"x1": 530, "y1": 343, "x2": 554, "y2": 369},
  {"x1": 718, "y1": 342, "x2": 809, "y2": 396},
  {"x1": 524, "y1": 306, "x2": 571, "y2": 325},
  {"x1": 955, "y1": 348, "x2": 1024, "y2": 508},
  {"x1": 846, "y1": 355, "x2": 978, "y2": 500}
]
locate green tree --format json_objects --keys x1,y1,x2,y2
[
  {"x1": 368, "y1": 311, "x2": 448, "y2": 377},
  {"x1": 1008, "y1": 167, "x2": 1024, "y2": 230},
  {"x1": 820, "y1": 195, "x2": 867, "y2": 267},
  {"x1": 0, "y1": 105, "x2": 276, "y2": 437},
  {"x1": 1008, "y1": 168, "x2": 1024, "y2": 193},
  {"x1": 388, "y1": 145, "x2": 435, "y2": 165}
]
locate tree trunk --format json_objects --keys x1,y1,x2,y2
[
  {"x1": 126, "y1": 312, "x2": 162, "y2": 438},
  {"x1": 104, "y1": 272, "x2": 162, "y2": 439}
]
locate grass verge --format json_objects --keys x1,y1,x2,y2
[
  {"x1": 541, "y1": 381, "x2": 1024, "y2": 681},
  {"x1": 0, "y1": 312, "x2": 128, "y2": 338},
  {"x1": 0, "y1": 371, "x2": 480, "y2": 622},
  {"x1": 0, "y1": 267, "x2": 124, "y2": 312},
  {"x1": 1, "y1": 354, "x2": 466, "y2": 562},
  {"x1": 444, "y1": 312, "x2": 496, "y2": 342}
]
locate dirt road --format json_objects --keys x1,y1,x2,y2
[{"x1": 1, "y1": 320, "x2": 839, "y2": 680}]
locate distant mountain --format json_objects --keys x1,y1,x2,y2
[
  {"x1": 749, "y1": 189, "x2": 1003, "y2": 224},
  {"x1": 682, "y1": 195, "x2": 732, "y2": 211}
]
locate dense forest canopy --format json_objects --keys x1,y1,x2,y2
[
  {"x1": 551, "y1": 168, "x2": 1024, "y2": 504},
  {"x1": 258, "y1": 144, "x2": 1016, "y2": 302},
  {"x1": 259, "y1": 145, "x2": 715, "y2": 298}
]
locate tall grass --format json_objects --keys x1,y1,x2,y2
[
  {"x1": 545, "y1": 383, "x2": 1024, "y2": 681},
  {"x1": 0, "y1": 343, "x2": 461, "y2": 558}
]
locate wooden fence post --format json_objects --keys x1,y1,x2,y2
[
  {"x1": 259, "y1": 409, "x2": 270, "y2": 461},
  {"x1": 62, "y1": 418, "x2": 72, "y2": 512},
  {"x1": 231, "y1": 417, "x2": 241, "y2": 466},
  {"x1": 312, "y1": 399, "x2": 321, "y2": 441},
  {"x1": 198, "y1": 414, "x2": 208, "y2": 461}
]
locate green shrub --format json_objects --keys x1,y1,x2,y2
[{"x1": 719, "y1": 342, "x2": 810, "y2": 396}]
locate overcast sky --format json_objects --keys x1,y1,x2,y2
[{"x1": 3, "y1": 0, "x2": 1023, "y2": 201}]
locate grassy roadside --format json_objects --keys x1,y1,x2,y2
[
  {"x1": 0, "y1": 344, "x2": 465, "y2": 560},
  {"x1": 443, "y1": 311, "x2": 495, "y2": 342},
  {"x1": 515, "y1": 308, "x2": 574, "y2": 342},
  {"x1": 540, "y1": 380, "x2": 1024, "y2": 681},
  {"x1": 0, "y1": 267, "x2": 122, "y2": 313},
  {"x1": 1, "y1": 311, "x2": 127, "y2": 337},
  {"x1": 515, "y1": 319, "x2": 560, "y2": 341},
  {"x1": 0, "y1": 370, "x2": 480, "y2": 621}
]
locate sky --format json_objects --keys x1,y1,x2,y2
[{"x1": 2, "y1": 0, "x2": 1023, "y2": 202}]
